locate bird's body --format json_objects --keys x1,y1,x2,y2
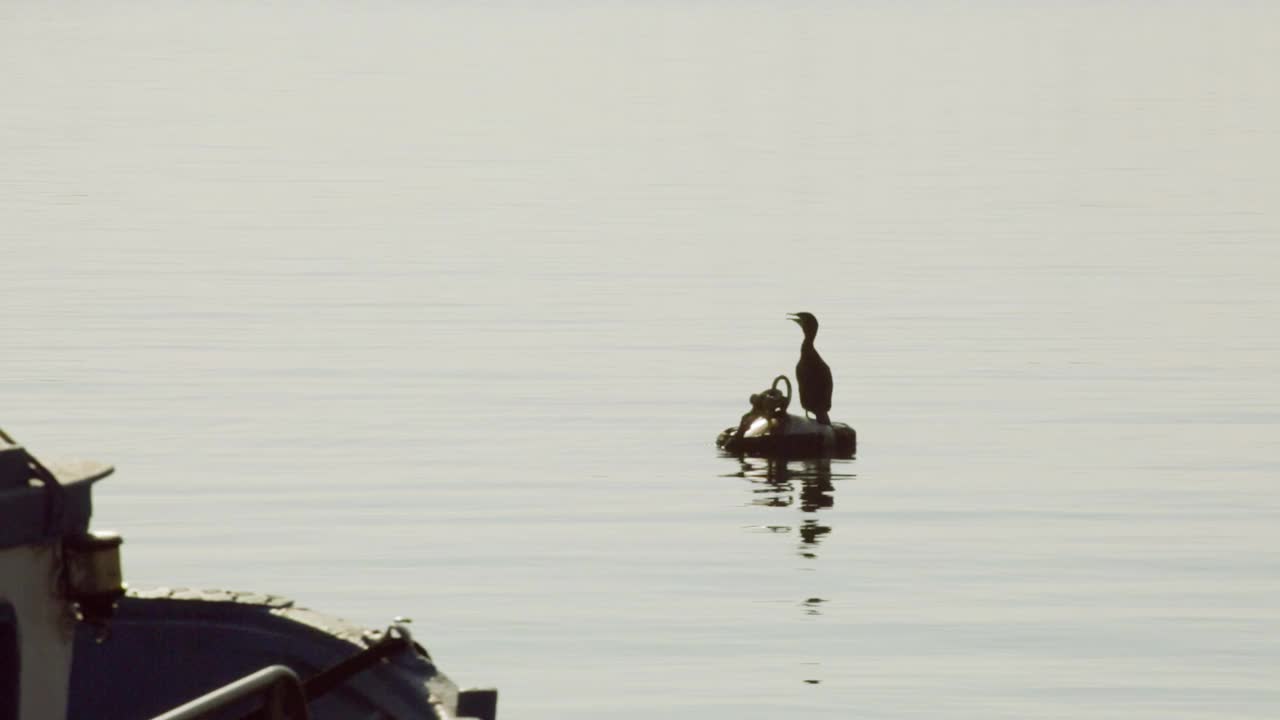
[
  {"x1": 788, "y1": 312, "x2": 833, "y2": 425},
  {"x1": 796, "y1": 341, "x2": 832, "y2": 425}
]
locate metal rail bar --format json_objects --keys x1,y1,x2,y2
[
  {"x1": 303, "y1": 629, "x2": 410, "y2": 700},
  {"x1": 150, "y1": 665, "x2": 309, "y2": 720},
  {"x1": 239, "y1": 629, "x2": 412, "y2": 720}
]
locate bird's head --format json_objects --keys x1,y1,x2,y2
[{"x1": 787, "y1": 312, "x2": 820, "y2": 338}]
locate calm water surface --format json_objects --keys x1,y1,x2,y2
[{"x1": 3, "y1": 3, "x2": 1279, "y2": 718}]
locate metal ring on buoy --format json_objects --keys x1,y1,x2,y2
[{"x1": 771, "y1": 375, "x2": 792, "y2": 413}]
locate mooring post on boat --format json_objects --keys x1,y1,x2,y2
[{"x1": 63, "y1": 529, "x2": 126, "y2": 639}]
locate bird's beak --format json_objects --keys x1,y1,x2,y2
[{"x1": 786, "y1": 313, "x2": 801, "y2": 324}]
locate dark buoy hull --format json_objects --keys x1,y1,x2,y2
[{"x1": 717, "y1": 414, "x2": 856, "y2": 459}]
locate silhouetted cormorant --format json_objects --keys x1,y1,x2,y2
[{"x1": 788, "y1": 312, "x2": 833, "y2": 425}]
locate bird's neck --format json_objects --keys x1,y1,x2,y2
[{"x1": 801, "y1": 336, "x2": 817, "y2": 350}]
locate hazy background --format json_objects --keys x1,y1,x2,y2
[{"x1": 3, "y1": 2, "x2": 1278, "y2": 718}]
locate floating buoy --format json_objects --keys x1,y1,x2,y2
[{"x1": 716, "y1": 375, "x2": 856, "y2": 458}]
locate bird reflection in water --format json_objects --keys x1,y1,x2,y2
[
  {"x1": 726, "y1": 456, "x2": 852, "y2": 685},
  {"x1": 728, "y1": 457, "x2": 852, "y2": 558}
]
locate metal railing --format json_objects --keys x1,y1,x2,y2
[
  {"x1": 148, "y1": 628, "x2": 417, "y2": 720},
  {"x1": 149, "y1": 666, "x2": 309, "y2": 720}
]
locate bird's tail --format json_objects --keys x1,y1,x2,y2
[{"x1": 816, "y1": 411, "x2": 831, "y2": 425}]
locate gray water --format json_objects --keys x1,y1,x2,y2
[{"x1": 3, "y1": 2, "x2": 1279, "y2": 718}]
